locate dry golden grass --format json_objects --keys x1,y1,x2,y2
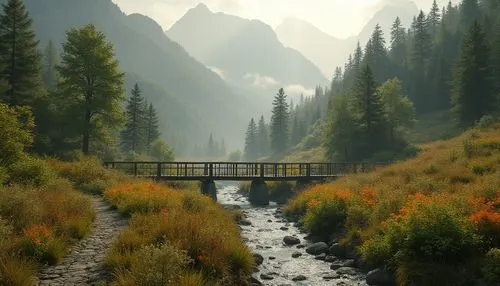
[
  {"x1": 105, "y1": 181, "x2": 253, "y2": 285},
  {"x1": 285, "y1": 124, "x2": 500, "y2": 285}
]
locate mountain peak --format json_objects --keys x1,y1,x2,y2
[{"x1": 192, "y1": 3, "x2": 211, "y2": 13}]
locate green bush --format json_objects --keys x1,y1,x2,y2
[
  {"x1": 303, "y1": 199, "x2": 348, "y2": 239},
  {"x1": 0, "y1": 104, "x2": 34, "y2": 166},
  {"x1": 482, "y1": 248, "x2": 500, "y2": 285},
  {"x1": 0, "y1": 166, "x2": 8, "y2": 185},
  {"x1": 8, "y1": 156, "x2": 55, "y2": 187}
]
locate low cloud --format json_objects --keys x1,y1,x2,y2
[{"x1": 243, "y1": 73, "x2": 314, "y2": 97}]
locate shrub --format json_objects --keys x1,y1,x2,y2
[
  {"x1": 8, "y1": 156, "x2": 55, "y2": 187},
  {"x1": 0, "y1": 255, "x2": 35, "y2": 286},
  {"x1": 482, "y1": 248, "x2": 500, "y2": 284},
  {"x1": 0, "y1": 103, "x2": 34, "y2": 166},
  {"x1": 129, "y1": 243, "x2": 192, "y2": 285}
]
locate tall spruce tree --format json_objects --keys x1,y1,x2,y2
[
  {"x1": 390, "y1": 17, "x2": 407, "y2": 64},
  {"x1": 0, "y1": 0, "x2": 42, "y2": 106},
  {"x1": 452, "y1": 20, "x2": 494, "y2": 126},
  {"x1": 428, "y1": 0, "x2": 442, "y2": 36},
  {"x1": 352, "y1": 65, "x2": 387, "y2": 154},
  {"x1": 42, "y1": 40, "x2": 59, "y2": 89},
  {"x1": 121, "y1": 83, "x2": 146, "y2": 153},
  {"x1": 57, "y1": 24, "x2": 125, "y2": 155},
  {"x1": 270, "y1": 88, "x2": 290, "y2": 155},
  {"x1": 207, "y1": 133, "x2": 215, "y2": 156},
  {"x1": 411, "y1": 10, "x2": 432, "y2": 112},
  {"x1": 146, "y1": 102, "x2": 160, "y2": 152},
  {"x1": 257, "y1": 115, "x2": 269, "y2": 157},
  {"x1": 364, "y1": 24, "x2": 389, "y2": 82},
  {"x1": 244, "y1": 118, "x2": 258, "y2": 160},
  {"x1": 492, "y1": 21, "x2": 500, "y2": 97}
]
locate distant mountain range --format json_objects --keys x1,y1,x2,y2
[
  {"x1": 167, "y1": 3, "x2": 328, "y2": 95},
  {"x1": 276, "y1": 0, "x2": 419, "y2": 77},
  {"x1": 10, "y1": 0, "x2": 262, "y2": 151}
]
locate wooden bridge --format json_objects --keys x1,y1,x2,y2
[
  {"x1": 103, "y1": 162, "x2": 385, "y2": 181},
  {"x1": 103, "y1": 161, "x2": 386, "y2": 205}
]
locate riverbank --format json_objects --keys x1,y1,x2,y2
[
  {"x1": 219, "y1": 185, "x2": 368, "y2": 285},
  {"x1": 284, "y1": 124, "x2": 500, "y2": 285}
]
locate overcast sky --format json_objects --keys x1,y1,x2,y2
[{"x1": 111, "y1": 0, "x2": 457, "y2": 39}]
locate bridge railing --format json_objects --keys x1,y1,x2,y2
[{"x1": 103, "y1": 162, "x2": 386, "y2": 179}]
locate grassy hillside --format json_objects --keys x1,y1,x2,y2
[{"x1": 285, "y1": 123, "x2": 500, "y2": 285}]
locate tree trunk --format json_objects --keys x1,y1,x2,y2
[{"x1": 82, "y1": 109, "x2": 91, "y2": 155}]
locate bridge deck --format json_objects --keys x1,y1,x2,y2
[{"x1": 103, "y1": 162, "x2": 385, "y2": 181}]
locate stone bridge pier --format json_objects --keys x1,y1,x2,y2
[{"x1": 201, "y1": 180, "x2": 217, "y2": 201}]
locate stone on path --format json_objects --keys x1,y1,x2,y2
[{"x1": 36, "y1": 197, "x2": 128, "y2": 286}]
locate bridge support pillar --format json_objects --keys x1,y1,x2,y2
[
  {"x1": 201, "y1": 180, "x2": 217, "y2": 201},
  {"x1": 249, "y1": 179, "x2": 269, "y2": 206}
]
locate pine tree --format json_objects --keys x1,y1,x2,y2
[
  {"x1": 492, "y1": 20, "x2": 500, "y2": 97},
  {"x1": 460, "y1": 0, "x2": 479, "y2": 31},
  {"x1": 121, "y1": 83, "x2": 146, "y2": 153},
  {"x1": 291, "y1": 115, "x2": 301, "y2": 146},
  {"x1": 323, "y1": 94, "x2": 356, "y2": 161},
  {"x1": 270, "y1": 88, "x2": 290, "y2": 155},
  {"x1": 146, "y1": 102, "x2": 160, "y2": 152},
  {"x1": 0, "y1": 0, "x2": 42, "y2": 106},
  {"x1": 57, "y1": 24, "x2": 125, "y2": 155},
  {"x1": 428, "y1": 0, "x2": 442, "y2": 36},
  {"x1": 42, "y1": 40, "x2": 59, "y2": 89},
  {"x1": 411, "y1": 10, "x2": 432, "y2": 113},
  {"x1": 352, "y1": 65, "x2": 387, "y2": 153},
  {"x1": 244, "y1": 118, "x2": 258, "y2": 160},
  {"x1": 364, "y1": 24, "x2": 389, "y2": 82},
  {"x1": 257, "y1": 115, "x2": 269, "y2": 157},
  {"x1": 390, "y1": 17, "x2": 407, "y2": 64},
  {"x1": 452, "y1": 20, "x2": 495, "y2": 126}
]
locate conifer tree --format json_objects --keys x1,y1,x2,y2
[
  {"x1": 492, "y1": 21, "x2": 500, "y2": 97},
  {"x1": 270, "y1": 88, "x2": 290, "y2": 155},
  {"x1": 352, "y1": 65, "x2": 387, "y2": 153},
  {"x1": 244, "y1": 118, "x2": 258, "y2": 160},
  {"x1": 410, "y1": 10, "x2": 432, "y2": 112},
  {"x1": 145, "y1": 102, "x2": 160, "y2": 152},
  {"x1": 452, "y1": 20, "x2": 494, "y2": 126},
  {"x1": 291, "y1": 115, "x2": 301, "y2": 146},
  {"x1": 364, "y1": 24, "x2": 389, "y2": 82},
  {"x1": 0, "y1": 0, "x2": 42, "y2": 106},
  {"x1": 42, "y1": 40, "x2": 59, "y2": 89},
  {"x1": 207, "y1": 133, "x2": 215, "y2": 156},
  {"x1": 428, "y1": 0, "x2": 442, "y2": 36},
  {"x1": 57, "y1": 24, "x2": 125, "y2": 155},
  {"x1": 257, "y1": 115, "x2": 269, "y2": 157},
  {"x1": 121, "y1": 83, "x2": 146, "y2": 153},
  {"x1": 390, "y1": 17, "x2": 407, "y2": 64}
]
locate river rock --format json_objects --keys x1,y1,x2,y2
[
  {"x1": 292, "y1": 251, "x2": 302, "y2": 258},
  {"x1": 325, "y1": 255, "x2": 336, "y2": 262},
  {"x1": 269, "y1": 256, "x2": 276, "y2": 260},
  {"x1": 239, "y1": 219, "x2": 252, "y2": 226},
  {"x1": 267, "y1": 219, "x2": 272, "y2": 222},
  {"x1": 260, "y1": 273, "x2": 274, "y2": 280},
  {"x1": 296, "y1": 244, "x2": 305, "y2": 249},
  {"x1": 280, "y1": 227, "x2": 289, "y2": 231},
  {"x1": 343, "y1": 259, "x2": 356, "y2": 267},
  {"x1": 253, "y1": 254, "x2": 264, "y2": 266},
  {"x1": 283, "y1": 236, "x2": 300, "y2": 246},
  {"x1": 323, "y1": 273, "x2": 341, "y2": 280},
  {"x1": 306, "y1": 242, "x2": 329, "y2": 255},
  {"x1": 366, "y1": 268, "x2": 393, "y2": 285},
  {"x1": 328, "y1": 243, "x2": 347, "y2": 257},
  {"x1": 314, "y1": 253, "x2": 326, "y2": 260},
  {"x1": 250, "y1": 277, "x2": 263, "y2": 286},
  {"x1": 336, "y1": 267, "x2": 358, "y2": 276},
  {"x1": 292, "y1": 275, "x2": 307, "y2": 281}
]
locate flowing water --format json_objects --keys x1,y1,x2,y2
[{"x1": 217, "y1": 184, "x2": 368, "y2": 286}]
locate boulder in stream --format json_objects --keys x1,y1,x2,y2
[
  {"x1": 253, "y1": 253, "x2": 264, "y2": 266},
  {"x1": 292, "y1": 275, "x2": 307, "y2": 281},
  {"x1": 283, "y1": 236, "x2": 301, "y2": 246},
  {"x1": 292, "y1": 251, "x2": 302, "y2": 258},
  {"x1": 366, "y1": 268, "x2": 393, "y2": 285},
  {"x1": 336, "y1": 267, "x2": 358, "y2": 276},
  {"x1": 314, "y1": 253, "x2": 326, "y2": 260},
  {"x1": 260, "y1": 273, "x2": 274, "y2": 280},
  {"x1": 239, "y1": 219, "x2": 252, "y2": 226},
  {"x1": 306, "y1": 242, "x2": 329, "y2": 255}
]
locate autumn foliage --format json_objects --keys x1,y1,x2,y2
[{"x1": 285, "y1": 124, "x2": 500, "y2": 285}]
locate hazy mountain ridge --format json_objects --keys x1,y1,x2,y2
[
  {"x1": 276, "y1": 0, "x2": 419, "y2": 77},
  {"x1": 15, "y1": 0, "x2": 253, "y2": 150},
  {"x1": 167, "y1": 3, "x2": 328, "y2": 89}
]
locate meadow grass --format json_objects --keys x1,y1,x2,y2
[
  {"x1": 104, "y1": 181, "x2": 254, "y2": 285},
  {"x1": 284, "y1": 124, "x2": 500, "y2": 285},
  {"x1": 0, "y1": 158, "x2": 96, "y2": 285}
]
